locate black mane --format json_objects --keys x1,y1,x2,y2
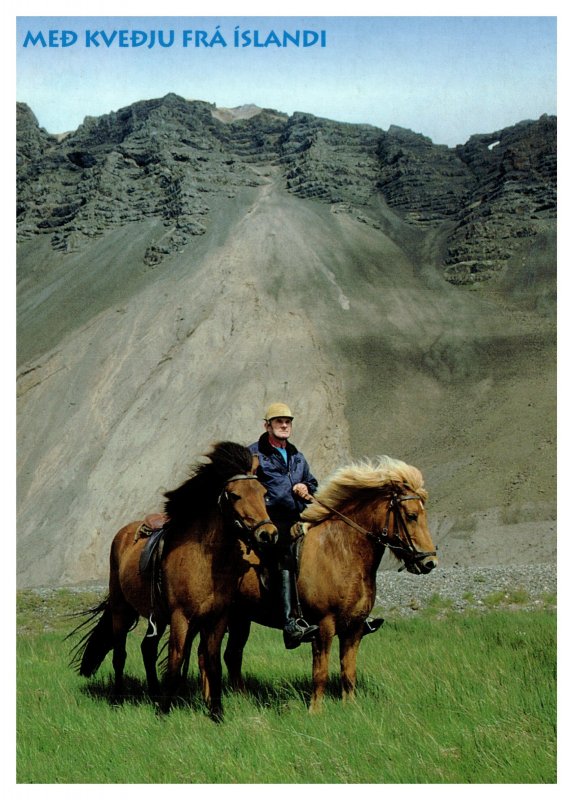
[{"x1": 163, "y1": 441, "x2": 254, "y2": 526}]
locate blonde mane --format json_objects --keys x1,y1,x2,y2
[{"x1": 301, "y1": 456, "x2": 427, "y2": 524}]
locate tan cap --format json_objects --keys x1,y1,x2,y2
[{"x1": 264, "y1": 402, "x2": 294, "y2": 421}]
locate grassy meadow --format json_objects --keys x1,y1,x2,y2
[{"x1": 16, "y1": 588, "x2": 556, "y2": 784}]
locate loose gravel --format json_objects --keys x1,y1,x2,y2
[{"x1": 375, "y1": 562, "x2": 557, "y2": 616}]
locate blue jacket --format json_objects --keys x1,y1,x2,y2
[{"x1": 249, "y1": 434, "x2": 318, "y2": 527}]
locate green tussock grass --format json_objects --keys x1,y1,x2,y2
[{"x1": 16, "y1": 590, "x2": 556, "y2": 784}]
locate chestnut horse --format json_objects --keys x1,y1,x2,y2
[
  {"x1": 224, "y1": 456, "x2": 438, "y2": 712},
  {"x1": 69, "y1": 441, "x2": 278, "y2": 720}
]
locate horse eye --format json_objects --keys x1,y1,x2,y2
[
  {"x1": 228, "y1": 491, "x2": 241, "y2": 502},
  {"x1": 406, "y1": 512, "x2": 418, "y2": 522}
]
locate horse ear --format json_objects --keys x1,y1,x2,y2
[{"x1": 250, "y1": 454, "x2": 259, "y2": 475}]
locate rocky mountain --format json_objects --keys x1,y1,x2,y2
[{"x1": 16, "y1": 94, "x2": 556, "y2": 588}]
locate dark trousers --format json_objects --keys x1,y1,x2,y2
[{"x1": 273, "y1": 518, "x2": 297, "y2": 571}]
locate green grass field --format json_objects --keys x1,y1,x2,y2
[{"x1": 16, "y1": 589, "x2": 556, "y2": 784}]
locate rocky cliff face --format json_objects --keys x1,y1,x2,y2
[
  {"x1": 17, "y1": 94, "x2": 556, "y2": 281},
  {"x1": 16, "y1": 95, "x2": 556, "y2": 587}
]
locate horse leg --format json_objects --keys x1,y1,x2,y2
[
  {"x1": 309, "y1": 617, "x2": 336, "y2": 714},
  {"x1": 339, "y1": 630, "x2": 362, "y2": 704},
  {"x1": 198, "y1": 616, "x2": 228, "y2": 722},
  {"x1": 110, "y1": 604, "x2": 138, "y2": 699},
  {"x1": 180, "y1": 624, "x2": 195, "y2": 682},
  {"x1": 224, "y1": 615, "x2": 252, "y2": 692},
  {"x1": 111, "y1": 629, "x2": 127, "y2": 697},
  {"x1": 108, "y1": 538, "x2": 144, "y2": 700},
  {"x1": 160, "y1": 608, "x2": 189, "y2": 713},
  {"x1": 141, "y1": 619, "x2": 166, "y2": 699}
]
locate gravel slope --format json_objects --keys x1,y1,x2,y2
[{"x1": 17, "y1": 170, "x2": 556, "y2": 588}]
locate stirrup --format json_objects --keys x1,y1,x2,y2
[
  {"x1": 146, "y1": 614, "x2": 159, "y2": 638},
  {"x1": 363, "y1": 617, "x2": 385, "y2": 635},
  {"x1": 283, "y1": 618, "x2": 319, "y2": 649}
]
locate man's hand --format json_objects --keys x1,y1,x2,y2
[{"x1": 293, "y1": 483, "x2": 313, "y2": 501}]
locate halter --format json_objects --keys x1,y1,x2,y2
[
  {"x1": 218, "y1": 474, "x2": 275, "y2": 542},
  {"x1": 310, "y1": 489, "x2": 437, "y2": 568}
]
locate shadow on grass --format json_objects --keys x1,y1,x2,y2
[
  {"x1": 81, "y1": 673, "x2": 204, "y2": 710},
  {"x1": 79, "y1": 670, "x2": 347, "y2": 712},
  {"x1": 81, "y1": 675, "x2": 161, "y2": 707}
]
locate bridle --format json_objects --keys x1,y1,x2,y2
[
  {"x1": 309, "y1": 488, "x2": 437, "y2": 569},
  {"x1": 218, "y1": 474, "x2": 275, "y2": 544}
]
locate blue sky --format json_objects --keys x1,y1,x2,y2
[{"x1": 15, "y1": 14, "x2": 557, "y2": 146}]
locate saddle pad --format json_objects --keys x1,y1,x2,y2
[{"x1": 144, "y1": 512, "x2": 169, "y2": 530}]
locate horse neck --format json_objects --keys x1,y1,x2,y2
[
  {"x1": 315, "y1": 509, "x2": 384, "y2": 576},
  {"x1": 169, "y1": 510, "x2": 229, "y2": 549}
]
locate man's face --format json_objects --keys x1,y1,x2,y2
[{"x1": 265, "y1": 416, "x2": 293, "y2": 441}]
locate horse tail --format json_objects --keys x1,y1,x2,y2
[{"x1": 66, "y1": 596, "x2": 117, "y2": 677}]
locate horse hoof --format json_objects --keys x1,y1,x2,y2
[{"x1": 155, "y1": 700, "x2": 171, "y2": 716}]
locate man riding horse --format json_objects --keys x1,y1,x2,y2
[
  {"x1": 249, "y1": 403, "x2": 319, "y2": 649},
  {"x1": 249, "y1": 402, "x2": 383, "y2": 650}
]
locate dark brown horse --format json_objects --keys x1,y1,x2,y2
[
  {"x1": 223, "y1": 456, "x2": 438, "y2": 712},
  {"x1": 69, "y1": 441, "x2": 278, "y2": 719}
]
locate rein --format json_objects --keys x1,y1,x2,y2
[{"x1": 308, "y1": 490, "x2": 437, "y2": 567}]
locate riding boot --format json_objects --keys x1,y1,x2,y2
[
  {"x1": 279, "y1": 569, "x2": 318, "y2": 649},
  {"x1": 363, "y1": 616, "x2": 385, "y2": 636}
]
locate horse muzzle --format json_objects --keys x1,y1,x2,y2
[
  {"x1": 406, "y1": 554, "x2": 438, "y2": 575},
  {"x1": 251, "y1": 520, "x2": 279, "y2": 547}
]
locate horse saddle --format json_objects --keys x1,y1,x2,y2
[
  {"x1": 291, "y1": 521, "x2": 308, "y2": 574},
  {"x1": 138, "y1": 514, "x2": 169, "y2": 576},
  {"x1": 258, "y1": 521, "x2": 308, "y2": 592},
  {"x1": 134, "y1": 513, "x2": 169, "y2": 541}
]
